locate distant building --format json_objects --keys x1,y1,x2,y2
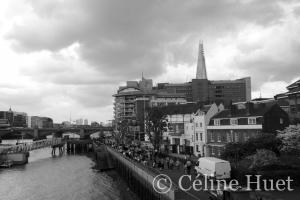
[
  {"x1": 0, "y1": 119, "x2": 10, "y2": 128},
  {"x1": 275, "y1": 79, "x2": 300, "y2": 124},
  {"x1": 91, "y1": 121, "x2": 100, "y2": 127},
  {"x1": 84, "y1": 119, "x2": 88, "y2": 125},
  {"x1": 0, "y1": 108, "x2": 27, "y2": 127},
  {"x1": 75, "y1": 119, "x2": 83, "y2": 125},
  {"x1": 30, "y1": 116, "x2": 53, "y2": 128},
  {"x1": 206, "y1": 101, "x2": 289, "y2": 158},
  {"x1": 62, "y1": 121, "x2": 71, "y2": 127},
  {"x1": 53, "y1": 123, "x2": 64, "y2": 129},
  {"x1": 113, "y1": 41, "x2": 251, "y2": 141}
]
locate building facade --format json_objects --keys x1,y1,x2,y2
[
  {"x1": 275, "y1": 79, "x2": 300, "y2": 124},
  {"x1": 206, "y1": 101, "x2": 289, "y2": 158},
  {"x1": 113, "y1": 41, "x2": 251, "y2": 141},
  {"x1": 30, "y1": 116, "x2": 53, "y2": 128},
  {"x1": 0, "y1": 108, "x2": 27, "y2": 127},
  {"x1": 163, "y1": 103, "x2": 223, "y2": 156}
]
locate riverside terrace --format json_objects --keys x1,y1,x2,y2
[
  {"x1": 0, "y1": 126, "x2": 113, "y2": 139},
  {"x1": 102, "y1": 142, "x2": 300, "y2": 200}
]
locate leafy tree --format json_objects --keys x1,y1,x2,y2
[
  {"x1": 221, "y1": 143, "x2": 246, "y2": 167},
  {"x1": 277, "y1": 126, "x2": 300, "y2": 154},
  {"x1": 222, "y1": 133, "x2": 282, "y2": 165},
  {"x1": 247, "y1": 149, "x2": 278, "y2": 170},
  {"x1": 145, "y1": 107, "x2": 167, "y2": 151},
  {"x1": 115, "y1": 119, "x2": 129, "y2": 144},
  {"x1": 243, "y1": 133, "x2": 282, "y2": 156}
]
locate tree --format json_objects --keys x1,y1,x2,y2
[
  {"x1": 277, "y1": 126, "x2": 300, "y2": 154},
  {"x1": 221, "y1": 143, "x2": 246, "y2": 167},
  {"x1": 115, "y1": 119, "x2": 129, "y2": 144},
  {"x1": 247, "y1": 149, "x2": 278, "y2": 170},
  {"x1": 222, "y1": 133, "x2": 282, "y2": 165},
  {"x1": 145, "y1": 107, "x2": 167, "y2": 151}
]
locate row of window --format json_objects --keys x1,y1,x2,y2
[
  {"x1": 195, "y1": 132, "x2": 203, "y2": 141},
  {"x1": 195, "y1": 122, "x2": 203, "y2": 127},
  {"x1": 214, "y1": 117, "x2": 257, "y2": 126},
  {"x1": 210, "y1": 146, "x2": 224, "y2": 157},
  {"x1": 209, "y1": 131, "x2": 258, "y2": 143}
]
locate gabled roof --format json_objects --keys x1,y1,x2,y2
[
  {"x1": 286, "y1": 86, "x2": 300, "y2": 95},
  {"x1": 287, "y1": 79, "x2": 300, "y2": 89},
  {"x1": 163, "y1": 103, "x2": 200, "y2": 115},
  {"x1": 211, "y1": 103, "x2": 276, "y2": 119}
]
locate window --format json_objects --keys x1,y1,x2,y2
[
  {"x1": 280, "y1": 118, "x2": 284, "y2": 124},
  {"x1": 217, "y1": 134, "x2": 221, "y2": 142},
  {"x1": 214, "y1": 119, "x2": 220, "y2": 126},
  {"x1": 227, "y1": 132, "x2": 231, "y2": 143},
  {"x1": 230, "y1": 118, "x2": 238, "y2": 125},
  {"x1": 200, "y1": 122, "x2": 202, "y2": 127},
  {"x1": 244, "y1": 134, "x2": 250, "y2": 141},
  {"x1": 235, "y1": 132, "x2": 239, "y2": 142},
  {"x1": 196, "y1": 133, "x2": 199, "y2": 141},
  {"x1": 196, "y1": 145, "x2": 199, "y2": 152},
  {"x1": 210, "y1": 133, "x2": 214, "y2": 142},
  {"x1": 211, "y1": 147, "x2": 215, "y2": 155},
  {"x1": 248, "y1": 118, "x2": 256, "y2": 125},
  {"x1": 200, "y1": 133, "x2": 203, "y2": 141},
  {"x1": 196, "y1": 122, "x2": 198, "y2": 127},
  {"x1": 218, "y1": 148, "x2": 222, "y2": 157}
]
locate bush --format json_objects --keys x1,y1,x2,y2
[{"x1": 248, "y1": 149, "x2": 278, "y2": 170}]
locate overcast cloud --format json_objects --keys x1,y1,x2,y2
[{"x1": 0, "y1": 0, "x2": 299, "y2": 123}]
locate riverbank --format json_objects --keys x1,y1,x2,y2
[{"x1": 89, "y1": 149, "x2": 140, "y2": 200}]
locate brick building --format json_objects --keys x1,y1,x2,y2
[{"x1": 206, "y1": 101, "x2": 289, "y2": 157}]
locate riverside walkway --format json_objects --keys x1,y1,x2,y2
[
  {"x1": 106, "y1": 146, "x2": 209, "y2": 200},
  {"x1": 0, "y1": 138, "x2": 64, "y2": 155}
]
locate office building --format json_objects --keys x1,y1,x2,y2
[
  {"x1": 30, "y1": 116, "x2": 53, "y2": 128},
  {"x1": 113, "y1": 41, "x2": 251, "y2": 141},
  {"x1": 0, "y1": 108, "x2": 27, "y2": 127}
]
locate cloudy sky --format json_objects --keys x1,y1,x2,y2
[{"x1": 0, "y1": 0, "x2": 299, "y2": 123}]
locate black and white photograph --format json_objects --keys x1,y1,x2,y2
[{"x1": 0, "y1": 0, "x2": 300, "y2": 199}]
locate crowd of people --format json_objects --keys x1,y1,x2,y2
[{"x1": 108, "y1": 142, "x2": 194, "y2": 174}]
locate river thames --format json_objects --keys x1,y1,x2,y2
[{"x1": 0, "y1": 142, "x2": 135, "y2": 200}]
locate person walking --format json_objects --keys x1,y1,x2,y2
[
  {"x1": 169, "y1": 158, "x2": 174, "y2": 170},
  {"x1": 166, "y1": 157, "x2": 170, "y2": 169},
  {"x1": 186, "y1": 160, "x2": 192, "y2": 175},
  {"x1": 175, "y1": 159, "x2": 180, "y2": 170}
]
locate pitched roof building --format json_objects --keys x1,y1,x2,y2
[{"x1": 206, "y1": 101, "x2": 289, "y2": 157}]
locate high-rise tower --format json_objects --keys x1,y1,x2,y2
[{"x1": 196, "y1": 41, "x2": 207, "y2": 79}]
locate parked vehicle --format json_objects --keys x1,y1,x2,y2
[
  {"x1": 195, "y1": 157, "x2": 231, "y2": 179},
  {"x1": 207, "y1": 188, "x2": 260, "y2": 200}
]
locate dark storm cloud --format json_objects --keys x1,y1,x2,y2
[{"x1": 6, "y1": 0, "x2": 286, "y2": 80}]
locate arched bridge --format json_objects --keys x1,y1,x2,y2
[{"x1": 0, "y1": 126, "x2": 114, "y2": 140}]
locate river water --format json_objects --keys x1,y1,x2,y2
[{"x1": 0, "y1": 140, "x2": 134, "y2": 200}]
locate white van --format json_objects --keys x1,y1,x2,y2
[{"x1": 195, "y1": 157, "x2": 231, "y2": 179}]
